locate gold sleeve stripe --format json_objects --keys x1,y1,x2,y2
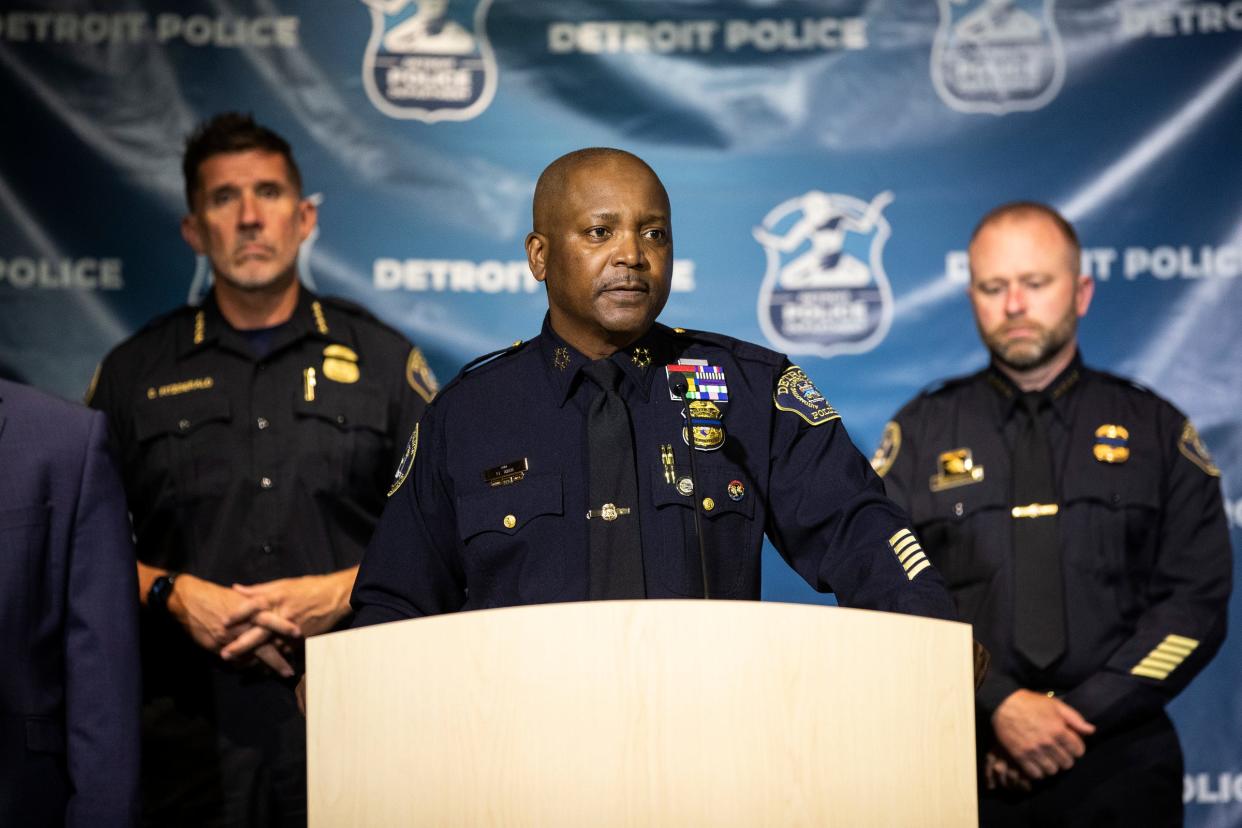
[
  {"x1": 893, "y1": 535, "x2": 920, "y2": 556},
  {"x1": 1131, "y1": 665, "x2": 1171, "y2": 680},
  {"x1": 889, "y1": 528, "x2": 913, "y2": 547},
  {"x1": 1141, "y1": 654, "x2": 1181, "y2": 669},
  {"x1": 897, "y1": 544, "x2": 924, "y2": 565},
  {"x1": 907, "y1": 559, "x2": 932, "y2": 580},
  {"x1": 1130, "y1": 635, "x2": 1199, "y2": 680},
  {"x1": 901, "y1": 552, "x2": 928, "y2": 572}
]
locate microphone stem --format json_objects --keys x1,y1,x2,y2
[{"x1": 683, "y1": 391, "x2": 711, "y2": 600}]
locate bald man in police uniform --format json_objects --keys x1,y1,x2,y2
[
  {"x1": 874, "y1": 202, "x2": 1231, "y2": 825},
  {"x1": 350, "y1": 148, "x2": 956, "y2": 629},
  {"x1": 88, "y1": 113, "x2": 436, "y2": 827}
]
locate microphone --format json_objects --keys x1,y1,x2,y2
[{"x1": 671, "y1": 377, "x2": 710, "y2": 600}]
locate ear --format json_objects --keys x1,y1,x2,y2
[
  {"x1": 181, "y1": 213, "x2": 205, "y2": 254},
  {"x1": 1075, "y1": 272, "x2": 1094, "y2": 318},
  {"x1": 525, "y1": 232, "x2": 548, "y2": 283},
  {"x1": 296, "y1": 196, "x2": 318, "y2": 243}
]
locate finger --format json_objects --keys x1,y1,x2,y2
[
  {"x1": 255, "y1": 643, "x2": 295, "y2": 678},
  {"x1": 1056, "y1": 701, "x2": 1097, "y2": 735},
  {"x1": 1043, "y1": 743, "x2": 1074, "y2": 773},
  {"x1": 222, "y1": 598, "x2": 262, "y2": 627},
  {"x1": 1057, "y1": 730, "x2": 1087, "y2": 759},
  {"x1": 1020, "y1": 757, "x2": 1045, "y2": 780},
  {"x1": 250, "y1": 610, "x2": 302, "y2": 639},
  {"x1": 220, "y1": 625, "x2": 273, "y2": 660}
]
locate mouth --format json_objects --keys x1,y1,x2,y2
[{"x1": 234, "y1": 244, "x2": 274, "y2": 262}]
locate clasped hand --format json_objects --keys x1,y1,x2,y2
[{"x1": 169, "y1": 572, "x2": 353, "y2": 678}]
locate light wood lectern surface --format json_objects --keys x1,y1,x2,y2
[{"x1": 307, "y1": 600, "x2": 976, "y2": 826}]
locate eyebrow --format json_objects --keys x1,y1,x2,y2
[{"x1": 585, "y1": 210, "x2": 668, "y2": 223}]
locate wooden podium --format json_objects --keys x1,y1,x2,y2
[{"x1": 306, "y1": 600, "x2": 976, "y2": 826}]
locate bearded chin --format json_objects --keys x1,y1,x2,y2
[{"x1": 988, "y1": 312, "x2": 1078, "y2": 373}]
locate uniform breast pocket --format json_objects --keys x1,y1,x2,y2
[
  {"x1": 0, "y1": 503, "x2": 50, "y2": 638},
  {"x1": 133, "y1": 393, "x2": 233, "y2": 502},
  {"x1": 1062, "y1": 470, "x2": 1160, "y2": 601},
  {"x1": 918, "y1": 481, "x2": 1010, "y2": 609},
  {"x1": 293, "y1": 383, "x2": 391, "y2": 496},
  {"x1": 648, "y1": 464, "x2": 756, "y2": 598},
  {"x1": 456, "y1": 474, "x2": 566, "y2": 602}
]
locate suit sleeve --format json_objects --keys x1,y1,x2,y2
[
  {"x1": 1060, "y1": 406, "x2": 1232, "y2": 731},
  {"x1": 765, "y1": 367, "x2": 957, "y2": 621},
  {"x1": 64, "y1": 410, "x2": 141, "y2": 828},
  {"x1": 351, "y1": 402, "x2": 466, "y2": 626}
]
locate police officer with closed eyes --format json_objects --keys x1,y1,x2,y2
[
  {"x1": 874, "y1": 202, "x2": 1231, "y2": 826},
  {"x1": 88, "y1": 113, "x2": 436, "y2": 827}
]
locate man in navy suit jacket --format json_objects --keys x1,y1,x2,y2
[{"x1": 0, "y1": 378, "x2": 141, "y2": 827}]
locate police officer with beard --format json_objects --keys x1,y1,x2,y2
[{"x1": 874, "y1": 202, "x2": 1231, "y2": 825}]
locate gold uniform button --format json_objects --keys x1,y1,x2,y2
[
  {"x1": 503, "y1": 514, "x2": 517, "y2": 529},
  {"x1": 702, "y1": 497, "x2": 715, "y2": 511}
]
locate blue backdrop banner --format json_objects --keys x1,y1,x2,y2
[{"x1": 1, "y1": 2, "x2": 1238, "y2": 821}]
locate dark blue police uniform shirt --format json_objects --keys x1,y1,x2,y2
[{"x1": 352, "y1": 317, "x2": 958, "y2": 625}]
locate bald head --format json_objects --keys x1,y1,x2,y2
[
  {"x1": 532, "y1": 148, "x2": 669, "y2": 233},
  {"x1": 969, "y1": 201, "x2": 1080, "y2": 275}
]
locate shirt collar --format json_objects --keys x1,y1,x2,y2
[
  {"x1": 536, "y1": 315, "x2": 672, "y2": 407},
  {"x1": 986, "y1": 349, "x2": 1084, "y2": 425},
  {"x1": 177, "y1": 285, "x2": 337, "y2": 360}
]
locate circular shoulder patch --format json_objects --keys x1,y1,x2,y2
[
  {"x1": 773, "y1": 365, "x2": 840, "y2": 426},
  {"x1": 388, "y1": 424, "x2": 419, "y2": 497},
  {"x1": 1178, "y1": 420, "x2": 1220, "y2": 477},
  {"x1": 870, "y1": 421, "x2": 901, "y2": 477},
  {"x1": 406, "y1": 347, "x2": 439, "y2": 404}
]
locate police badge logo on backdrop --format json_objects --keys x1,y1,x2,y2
[
  {"x1": 754, "y1": 190, "x2": 894, "y2": 359},
  {"x1": 360, "y1": 0, "x2": 497, "y2": 122},
  {"x1": 931, "y1": 0, "x2": 1066, "y2": 114}
]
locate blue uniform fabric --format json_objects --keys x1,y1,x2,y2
[
  {"x1": 0, "y1": 379, "x2": 141, "y2": 828},
  {"x1": 352, "y1": 317, "x2": 957, "y2": 624}
]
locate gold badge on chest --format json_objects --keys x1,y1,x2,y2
[
  {"x1": 322, "y1": 344, "x2": 360, "y2": 384},
  {"x1": 929, "y1": 447, "x2": 985, "y2": 492},
  {"x1": 1093, "y1": 424, "x2": 1130, "y2": 464},
  {"x1": 683, "y1": 399, "x2": 725, "y2": 451}
]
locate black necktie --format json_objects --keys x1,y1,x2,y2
[
  {"x1": 582, "y1": 359, "x2": 645, "y2": 599},
  {"x1": 1011, "y1": 392, "x2": 1066, "y2": 669}
]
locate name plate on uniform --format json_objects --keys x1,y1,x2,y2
[{"x1": 484, "y1": 458, "x2": 528, "y2": 487}]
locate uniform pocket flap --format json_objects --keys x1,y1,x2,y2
[
  {"x1": 134, "y1": 393, "x2": 232, "y2": 442},
  {"x1": 457, "y1": 473, "x2": 563, "y2": 540},
  {"x1": 649, "y1": 465, "x2": 755, "y2": 520},
  {"x1": 293, "y1": 383, "x2": 389, "y2": 434}
]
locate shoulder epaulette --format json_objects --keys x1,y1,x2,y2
[
  {"x1": 666, "y1": 326, "x2": 785, "y2": 367},
  {"x1": 920, "y1": 370, "x2": 983, "y2": 399},
  {"x1": 433, "y1": 339, "x2": 530, "y2": 399}
]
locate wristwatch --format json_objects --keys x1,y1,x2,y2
[{"x1": 148, "y1": 572, "x2": 179, "y2": 613}]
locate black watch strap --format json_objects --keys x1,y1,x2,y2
[{"x1": 148, "y1": 573, "x2": 178, "y2": 613}]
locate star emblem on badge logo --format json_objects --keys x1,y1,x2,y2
[
  {"x1": 631, "y1": 347, "x2": 651, "y2": 369},
  {"x1": 553, "y1": 346, "x2": 570, "y2": 371}
]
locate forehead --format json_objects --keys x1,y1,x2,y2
[
  {"x1": 969, "y1": 213, "x2": 1073, "y2": 275},
  {"x1": 196, "y1": 149, "x2": 293, "y2": 191},
  {"x1": 559, "y1": 158, "x2": 669, "y2": 218}
]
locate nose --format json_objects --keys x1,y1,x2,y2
[
  {"x1": 1004, "y1": 282, "x2": 1027, "y2": 317},
  {"x1": 238, "y1": 191, "x2": 261, "y2": 228},
  {"x1": 612, "y1": 230, "x2": 646, "y2": 271}
]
